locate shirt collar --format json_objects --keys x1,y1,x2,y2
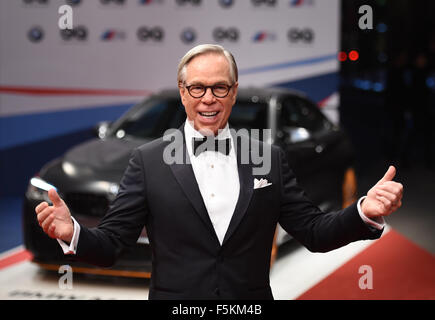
[
  {"x1": 184, "y1": 119, "x2": 233, "y2": 157},
  {"x1": 184, "y1": 118, "x2": 231, "y2": 140}
]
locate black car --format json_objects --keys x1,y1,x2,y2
[{"x1": 23, "y1": 87, "x2": 357, "y2": 278}]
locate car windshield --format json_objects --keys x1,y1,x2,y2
[
  {"x1": 111, "y1": 96, "x2": 269, "y2": 140},
  {"x1": 229, "y1": 101, "x2": 268, "y2": 130},
  {"x1": 280, "y1": 96, "x2": 331, "y2": 134},
  {"x1": 111, "y1": 98, "x2": 186, "y2": 139}
]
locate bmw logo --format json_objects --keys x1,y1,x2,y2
[
  {"x1": 180, "y1": 28, "x2": 196, "y2": 44},
  {"x1": 66, "y1": 0, "x2": 81, "y2": 5},
  {"x1": 27, "y1": 26, "x2": 44, "y2": 43},
  {"x1": 219, "y1": 0, "x2": 234, "y2": 8}
]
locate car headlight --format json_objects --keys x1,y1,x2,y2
[{"x1": 26, "y1": 176, "x2": 57, "y2": 202}]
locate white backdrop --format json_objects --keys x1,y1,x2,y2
[
  {"x1": 0, "y1": 0, "x2": 339, "y2": 114},
  {"x1": 0, "y1": 0, "x2": 340, "y2": 147}
]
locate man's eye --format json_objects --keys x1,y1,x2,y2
[
  {"x1": 190, "y1": 86, "x2": 204, "y2": 92},
  {"x1": 214, "y1": 85, "x2": 228, "y2": 91}
]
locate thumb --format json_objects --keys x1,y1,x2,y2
[
  {"x1": 48, "y1": 188, "x2": 63, "y2": 207},
  {"x1": 378, "y1": 165, "x2": 396, "y2": 184}
]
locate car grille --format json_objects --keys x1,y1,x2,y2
[{"x1": 64, "y1": 193, "x2": 109, "y2": 217}]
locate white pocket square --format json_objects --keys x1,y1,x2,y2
[{"x1": 254, "y1": 178, "x2": 272, "y2": 189}]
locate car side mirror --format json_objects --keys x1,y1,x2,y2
[
  {"x1": 95, "y1": 121, "x2": 112, "y2": 139},
  {"x1": 282, "y1": 126, "x2": 311, "y2": 143}
]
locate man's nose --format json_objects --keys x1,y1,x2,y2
[{"x1": 201, "y1": 87, "x2": 216, "y2": 103}]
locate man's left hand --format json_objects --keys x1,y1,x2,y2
[{"x1": 361, "y1": 166, "x2": 404, "y2": 219}]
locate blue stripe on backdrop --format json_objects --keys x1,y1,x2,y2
[
  {"x1": 239, "y1": 54, "x2": 337, "y2": 76},
  {"x1": 0, "y1": 102, "x2": 136, "y2": 150},
  {"x1": 0, "y1": 197, "x2": 23, "y2": 252},
  {"x1": 272, "y1": 72, "x2": 339, "y2": 104}
]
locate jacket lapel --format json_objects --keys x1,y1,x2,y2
[
  {"x1": 168, "y1": 124, "x2": 220, "y2": 245},
  {"x1": 222, "y1": 132, "x2": 254, "y2": 246}
]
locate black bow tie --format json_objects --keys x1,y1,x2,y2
[{"x1": 193, "y1": 137, "x2": 231, "y2": 156}]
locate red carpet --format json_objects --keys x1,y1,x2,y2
[
  {"x1": 0, "y1": 249, "x2": 33, "y2": 270},
  {"x1": 297, "y1": 229, "x2": 435, "y2": 300}
]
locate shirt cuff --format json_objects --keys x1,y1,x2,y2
[
  {"x1": 56, "y1": 216, "x2": 80, "y2": 255},
  {"x1": 357, "y1": 196, "x2": 385, "y2": 230}
]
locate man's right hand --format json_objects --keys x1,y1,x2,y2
[{"x1": 35, "y1": 188, "x2": 74, "y2": 243}]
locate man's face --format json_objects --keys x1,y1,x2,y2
[{"x1": 179, "y1": 53, "x2": 238, "y2": 136}]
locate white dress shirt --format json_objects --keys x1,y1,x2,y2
[
  {"x1": 184, "y1": 120, "x2": 240, "y2": 244},
  {"x1": 58, "y1": 120, "x2": 384, "y2": 254}
]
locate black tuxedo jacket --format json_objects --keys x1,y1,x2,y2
[{"x1": 74, "y1": 124, "x2": 383, "y2": 299}]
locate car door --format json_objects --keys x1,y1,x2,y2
[{"x1": 275, "y1": 95, "x2": 344, "y2": 209}]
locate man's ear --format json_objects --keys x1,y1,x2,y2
[
  {"x1": 178, "y1": 83, "x2": 186, "y2": 106},
  {"x1": 231, "y1": 82, "x2": 238, "y2": 105}
]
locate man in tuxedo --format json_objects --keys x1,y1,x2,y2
[{"x1": 35, "y1": 44, "x2": 403, "y2": 299}]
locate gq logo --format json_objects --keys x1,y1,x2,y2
[
  {"x1": 213, "y1": 27, "x2": 239, "y2": 42},
  {"x1": 176, "y1": 0, "x2": 202, "y2": 5},
  {"x1": 287, "y1": 28, "x2": 314, "y2": 43},
  {"x1": 22, "y1": 0, "x2": 49, "y2": 5},
  {"x1": 137, "y1": 26, "x2": 164, "y2": 42},
  {"x1": 60, "y1": 26, "x2": 88, "y2": 41},
  {"x1": 252, "y1": 0, "x2": 276, "y2": 6}
]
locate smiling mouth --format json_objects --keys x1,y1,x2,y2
[{"x1": 199, "y1": 111, "x2": 219, "y2": 118}]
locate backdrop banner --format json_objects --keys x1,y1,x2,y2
[{"x1": 0, "y1": 0, "x2": 340, "y2": 192}]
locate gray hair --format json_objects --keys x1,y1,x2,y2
[{"x1": 177, "y1": 44, "x2": 238, "y2": 85}]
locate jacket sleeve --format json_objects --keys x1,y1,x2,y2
[
  {"x1": 74, "y1": 148, "x2": 149, "y2": 267},
  {"x1": 276, "y1": 147, "x2": 383, "y2": 253}
]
